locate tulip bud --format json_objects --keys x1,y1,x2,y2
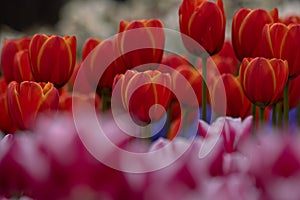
[
  {"x1": 7, "y1": 81, "x2": 59, "y2": 130},
  {"x1": 1, "y1": 37, "x2": 31, "y2": 83},
  {"x1": 239, "y1": 57, "x2": 289, "y2": 108},
  {"x1": 12, "y1": 50, "x2": 34, "y2": 83},
  {"x1": 179, "y1": 0, "x2": 226, "y2": 56},
  {"x1": 113, "y1": 70, "x2": 171, "y2": 125},
  {"x1": 117, "y1": 19, "x2": 165, "y2": 70},
  {"x1": 29, "y1": 34, "x2": 76, "y2": 88},
  {"x1": 232, "y1": 8, "x2": 278, "y2": 61}
]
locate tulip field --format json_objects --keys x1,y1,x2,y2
[{"x1": 1, "y1": 0, "x2": 300, "y2": 199}]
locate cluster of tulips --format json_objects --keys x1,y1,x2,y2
[{"x1": 1, "y1": 0, "x2": 300, "y2": 199}]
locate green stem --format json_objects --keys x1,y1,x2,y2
[
  {"x1": 252, "y1": 104, "x2": 256, "y2": 134},
  {"x1": 166, "y1": 103, "x2": 172, "y2": 136},
  {"x1": 277, "y1": 103, "x2": 283, "y2": 128},
  {"x1": 283, "y1": 80, "x2": 289, "y2": 128},
  {"x1": 272, "y1": 104, "x2": 277, "y2": 127},
  {"x1": 101, "y1": 87, "x2": 111, "y2": 112},
  {"x1": 259, "y1": 107, "x2": 265, "y2": 128},
  {"x1": 202, "y1": 57, "x2": 207, "y2": 122}
]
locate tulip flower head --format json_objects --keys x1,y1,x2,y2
[
  {"x1": 179, "y1": 0, "x2": 226, "y2": 56},
  {"x1": 113, "y1": 70, "x2": 172, "y2": 125},
  {"x1": 29, "y1": 34, "x2": 76, "y2": 88},
  {"x1": 211, "y1": 73, "x2": 250, "y2": 118},
  {"x1": 12, "y1": 50, "x2": 35, "y2": 83},
  {"x1": 232, "y1": 8, "x2": 278, "y2": 61},
  {"x1": 262, "y1": 23, "x2": 300, "y2": 78},
  {"x1": 0, "y1": 79, "x2": 16, "y2": 134},
  {"x1": 239, "y1": 57, "x2": 289, "y2": 108},
  {"x1": 7, "y1": 81, "x2": 59, "y2": 130},
  {"x1": 1, "y1": 37, "x2": 31, "y2": 83},
  {"x1": 117, "y1": 19, "x2": 165, "y2": 70},
  {"x1": 81, "y1": 38, "x2": 101, "y2": 61}
]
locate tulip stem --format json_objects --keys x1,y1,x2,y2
[
  {"x1": 202, "y1": 56, "x2": 208, "y2": 122},
  {"x1": 277, "y1": 103, "x2": 283, "y2": 128},
  {"x1": 252, "y1": 104, "x2": 256, "y2": 134},
  {"x1": 259, "y1": 107, "x2": 264, "y2": 128},
  {"x1": 283, "y1": 80, "x2": 289, "y2": 128},
  {"x1": 101, "y1": 87, "x2": 111, "y2": 112},
  {"x1": 272, "y1": 104, "x2": 277, "y2": 126}
]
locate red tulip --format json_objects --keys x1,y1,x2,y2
[
  {"x1": 81, "y1": 38, "x2": 127, "y2": 91},
  {"x1": 288, "y1": 75, "x2": 300, "y2": 109},
  {"x1": 59, "y1": 91, "x2": 101, "y2": 113},
  {"x1": 211, "y1": 74, "x2": 251, "y2": 118},
  {"x1": 1, "y1": 37, "x2": 31, "y2": 83},
  {"x1": 281, "y1": 14, "x2": 300, "y2": 25},
  {"x1": 207, "y1": 41, "x2": 240, "y2": 75},
  {"x1": 7, "y1": 81, "x2": 59, "y2": 130},
  {"x1": 157, "y1": 53, "x2": 190, "y2": 74},
  {"x1": 239, "y1": 57, "x2": 289, "y2": 108},
  {"x1": 0, "y1": 79, "x2": 16, "y2": 133},
  {"x1": 29, "y1": 34, "x2": 76, "y2": 88},
  {"x1": 117, "y1": 19, "x2": 165, "y2": 70},
  {"x1": 113, "y1": 70, "x2": 171, "y2": 125},
  {"x1": 179, "y1": 0, "x2": 226, "y2": 56},
  {"x1": 81, "y1": 38, "x2": 101, "y2": 61},
  {"x1": 172, "y1": 65, "x2": 204, "y2": 107},
  {"x1": 232, "y1": 8, "x2": 278, "y2": 61},
  {"x1": 262, "y1": 23, "x2": 300, "y2": 78},
  {"x1": 12, "y1": 50, "x2": 34, "y2": 83}
]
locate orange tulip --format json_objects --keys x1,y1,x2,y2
[
  {"x1": 7, "y1": 81, "x2": 59, "y2": 130},
  {"x1": 211, "y1": 74, "x2": 250, "y2": 118},
  {"x1": 0, "y1": 37, "x2": 31, "y2": 83},
  {"x1": 0, "y1": 78, "x2": 16, "y2": 133},
  {"x1": 239, "y1": 57, "x2": 289, "y2": 108},
  {"x1": 117, "y1": 19, "x2": 165, "y2": 70},
  {"x1": 12, "y1": 50, "x2": 34, "y2": 83},
  {"x1": 232, "y1": 8, "x2": 278, "y2": 61},
  {"x1": 113, "y1": 70, "x2": 171, "y2": 125},
  {"x1": 29, "y1": 34, "x2": 76, "y2": 88},
  {"x1": 81, "y1": 38, "x2": 101, "y2": 61},
  {"x1": 179, "y1": 0, "x2": 225, "y2": 56},
  {"x1": 262, "y1": 23, "x2": 300, "y2": 78}
]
